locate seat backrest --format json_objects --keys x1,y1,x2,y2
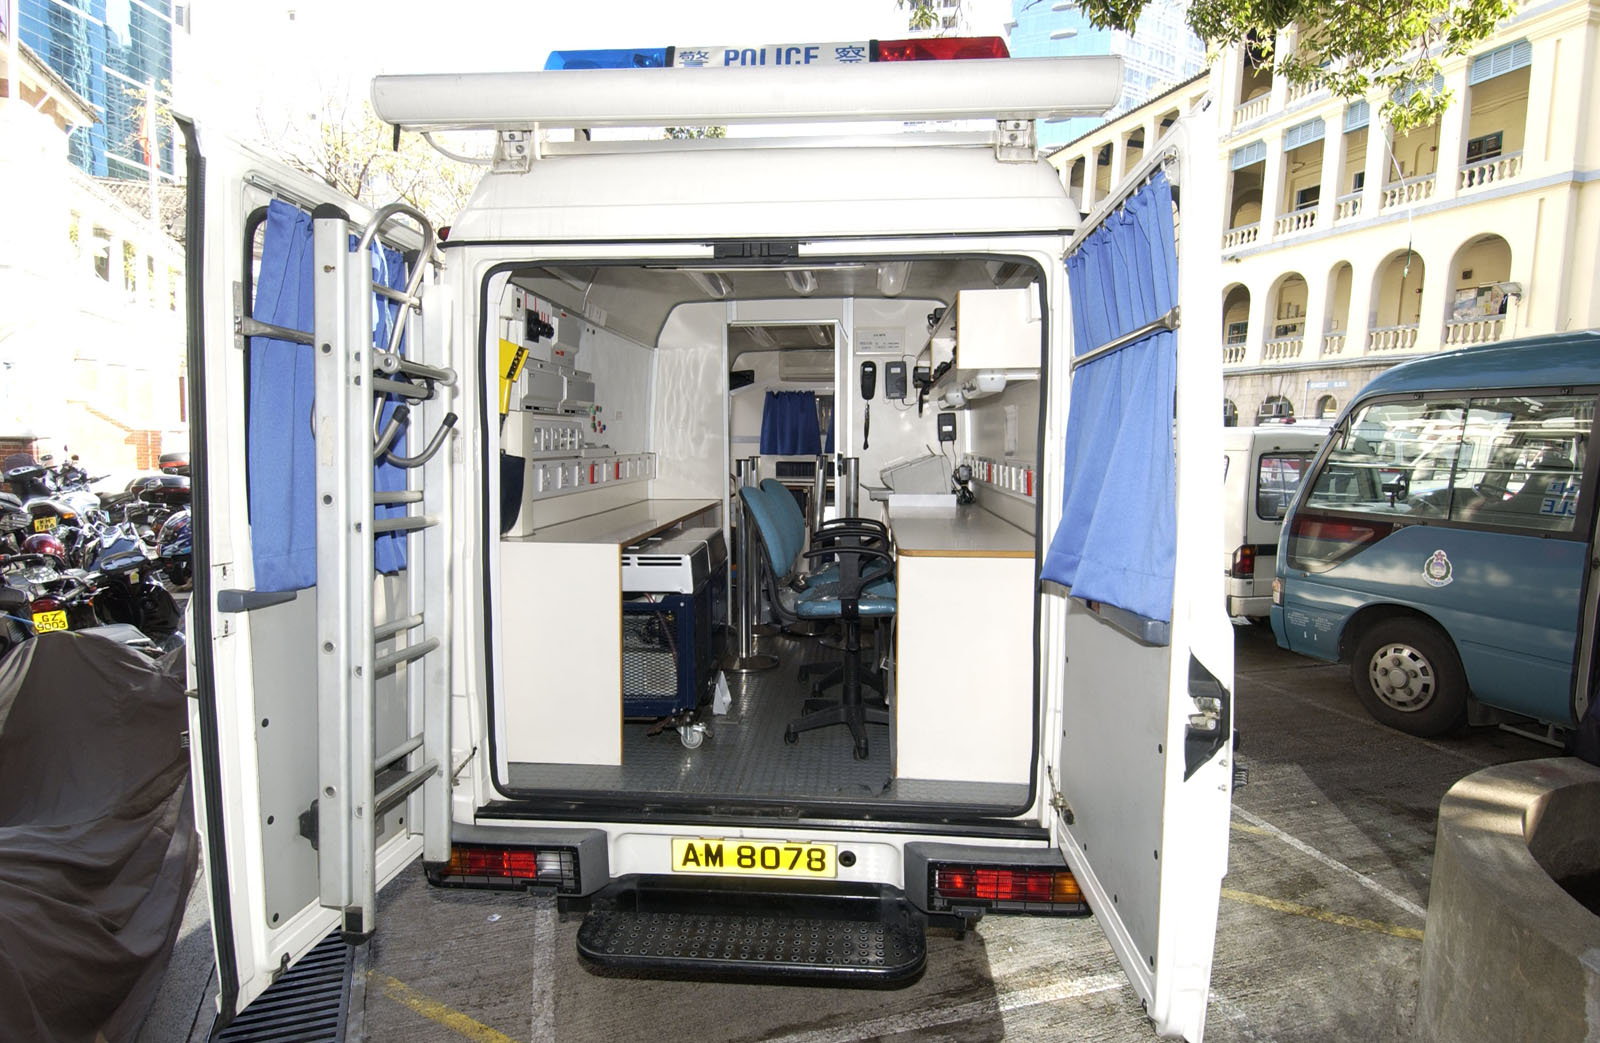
[
  {"x1": 739, "y1": 485, "x2": 792, "y2": 582},
  {"x1": 759, "y1": 479, "x2": 805, "y2": 568}
]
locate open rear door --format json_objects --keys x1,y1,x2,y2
[
  {"x1": 178, "y1": 118, "x2": 456, "y2": 1024},
  {"x1": 1039, "y1": 110, "x2": 1233, "y2": 1041}
]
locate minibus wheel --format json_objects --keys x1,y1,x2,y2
[{"x1": 1350, "y1": 619, "x2": 1467, "y2": 737}]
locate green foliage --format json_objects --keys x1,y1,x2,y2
[
  {"x1": 1084, "y1": 0, "x2": 1519, "y2": 132},
  {"x1": 898, "y1": 0, "x2": 939, "y2": 30}
]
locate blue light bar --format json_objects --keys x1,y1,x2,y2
[{"x1": 544, "y1": 48, "x2": 671, "y2": 71}]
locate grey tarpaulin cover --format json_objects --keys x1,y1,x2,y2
[{"x1": 0, "y1": 632, "x2": 197, "y2": 1042}]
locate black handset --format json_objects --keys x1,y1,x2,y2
[{"x1": 859, "y1": 360, "x2": 876, "y2": 400}]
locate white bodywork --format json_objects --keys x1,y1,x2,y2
[
  {"x1": 1222, "y1": 426, "x2": 1329, "y2": 619},
  {"x1": 186, "y1": 60, "x2": 1231, "y2": 1041}
]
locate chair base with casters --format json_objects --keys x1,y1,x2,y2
[{"x1": 785, "y1": 591, "x2": 895, "y2": 760}]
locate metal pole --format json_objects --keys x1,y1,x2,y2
[
  {"x1": 724, "y1": 457, "x2": 776, "y2": 673},
  {"x1": 810, "y1": 454, "x2": 827, "y2": 532},
  {"x1": 840, "y1": 456, "x2": 860, "y2": 517}
]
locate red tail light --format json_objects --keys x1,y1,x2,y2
[
  {"x1": 429, "y1": 844, "x2": 580, "y2": 893},
  {"x1": 930, "y1": 863, "x2": 1086, "y2": 914},
  {"x1": 873, "y1": 36, "x2": 1009, "y2": 61},
  {"x1": 1285, "y1": 513, "x2": 1395, "y2": 573},
  {"x1": 30, "y1": 596, "x2": 61, "y2": 614},
  {"x1": 1230, "y1": 544, "x2": 1256, "y2": 578}
]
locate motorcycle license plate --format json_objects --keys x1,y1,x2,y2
[
  {"x1": 32, "y1": 516, "x2": 56, "y2": 532},
  {"x1": 670, "y1": 838, "x2": 836, "y2": 878},
  {"x1": 31, "y1": 610, "x2": 68, "y2": 633},
  {"x1": 127, "y1": 570, "x2": 139, "y2": 584}
]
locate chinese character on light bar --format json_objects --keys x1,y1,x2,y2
[
  {"x1": 835, "y1": 45, "x2": 866, "y2": 62},
  {"x1": 678, "y1": 50, "x2": 710, "y2": 67}
]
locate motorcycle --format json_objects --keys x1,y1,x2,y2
[
  {"x1": 0, "y1": 534, "x2": 100, "y2": 634},
  {"x1": 99, "y1": 473, "x2": 189, "y2": 548},
  {"x1": 4, "y1": 459, "x2": 107, "y2": 568},
  {"x1": 83, "y1": 525, "x2": 183, "y2": 646},
  {"x1": 0, "y1": 575, "x2": 31, "y2": 658},
  {"x1": 155, "y1": 507, "x2": 192, "y2": 590},
  {"x1": 0, "y1": 492, "x2": 30, "y2": 554}
]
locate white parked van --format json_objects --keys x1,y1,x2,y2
[
  {"x1": 178, "y1": 39, "x2": 1233, "y2": 1041},
  {"x1": 1223, "y1": 425, "x2": 1328, "y2": 620}
]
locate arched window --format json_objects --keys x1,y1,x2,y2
[
  {"x1": 1316, "y1": 394, "x2": 1339, "y2": 419},
  {"x1": 1223, "y1": 399, "x2": 1239, "y2": 427}
]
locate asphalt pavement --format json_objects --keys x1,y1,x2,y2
[{"x1": 144, "y1": 623, "x2": 1556, "y2": 1042}]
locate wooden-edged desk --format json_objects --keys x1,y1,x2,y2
[
  {"x1": 500, "y1": 498, "x2": 719, "y2": 766},
  {"x1": 891, "y1": 506, "x2": 1037, "y2": 785}
]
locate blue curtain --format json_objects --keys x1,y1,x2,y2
[
  {"x1": 759, "y1": 391, "x2": 822, "y2": 455},
  {"x1": 1041, "y1": 172, "x2": 1179, "y2": 625},
  {"x1": 249, "y1": 200, "x2": 410, "y2": 592}
]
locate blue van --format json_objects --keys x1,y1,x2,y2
[{"x1": 1272, "y1": 331, "x2": 1600, "y2": 736}]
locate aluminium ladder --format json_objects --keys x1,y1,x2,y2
[{"x1": 310, "y1": 202, "x2": 456, "y2": 940}]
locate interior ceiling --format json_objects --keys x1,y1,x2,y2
[{"x1": 509, "y1": 258, "x2": 1036, "y2": 349}]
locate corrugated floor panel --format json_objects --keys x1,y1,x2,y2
[{"x1": 212, "y1": 932, "x2": 350, "y2": 1043}]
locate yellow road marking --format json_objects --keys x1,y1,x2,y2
[
  {"x1": 375, "y1": 973, "x2": 522, "y2": 1043},
  {"x1": 1221, "y1": 887, "x2": 1424, "y2": 940},
  {"x1": 1229, "y1": 820, "x2": 1272, "y2": 837}
]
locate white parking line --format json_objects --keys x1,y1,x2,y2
[
  {"x1": 1232, "y1": 807, "x2": 1427, "y2": 920},
  {"x1": 1248, "y1": 675, "x2": 1494, "y2": 768},
  {"x1": 757, "y1": 971, "x2": 1127, "y2": 1043},
  {"x1": 530, "y1": 895, "x2": 557, "y2": 1042}
]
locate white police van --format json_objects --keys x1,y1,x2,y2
[{"x1": 179, "y1": 37, "x2": 1234, "y2": 1039}]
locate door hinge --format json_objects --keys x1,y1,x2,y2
[{"x1": 1050, "y1": 791, "x2": 1075, "y2": 825}]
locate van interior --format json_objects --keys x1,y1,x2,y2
[{"x1": 484, "y1": 254, "x2": 1048, "y2": 820}]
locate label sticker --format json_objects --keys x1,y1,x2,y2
[{"x1": 1423, "y1": 549, "x2": 1454, "y2": 588}]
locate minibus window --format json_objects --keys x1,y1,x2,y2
[
  {"x1": 1303, "y1": 400, "x2": 1466, "y2": 518},
  {"x1": 1448, "y1": 395, "x2": 1592, "y2": 532}
]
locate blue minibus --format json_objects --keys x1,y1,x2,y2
[{"x1": 1272, "y1": 331, "x2": 1600, "y2": 736}]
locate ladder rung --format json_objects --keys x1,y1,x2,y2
[
  {"x1": 373, "y1": 376, "x2": 435, "y2": 400},
  {"x1": 373, "y1": 514, "x2": 436, "y2": 534},
  {"x1": 375, "y1": 490, "x2": 423, "y2": 506},
  {"x1": 376, "y1": 733, "x2": 424, "y2": 774},
  {"x1": 374, "y1": 613, "x2": 424, "y2": 642},
  {"x1": 374, "y1": 760, "x2": 438, "y2": 818},
  {"x1": 374, "y1": 638, "x2": 440, "y2": 676}
]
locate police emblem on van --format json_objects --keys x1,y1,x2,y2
[{"x1": 1423, "y1": 550, "x2": 1454, "y2": 588}]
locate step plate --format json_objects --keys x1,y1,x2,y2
[{"x1": 577, "y1": 875, "x2": 926, "y2": 986}]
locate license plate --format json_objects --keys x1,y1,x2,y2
[
  {"x1": 127, "y1": 570, "x2": 139, "y2": 584},
  {"x1": 671, "y1": 837, "x2": 836, "y2": 878},
  {"x1": 31, "y1": 610, "x2": 68, "y2": 633},
  {"x1": 32, "y1": 516, "x2": 56, "y2": 532}
]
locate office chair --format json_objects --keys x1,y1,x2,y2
[{"x1": 739, "y1": 486, "x2": 895, "y2": 759}]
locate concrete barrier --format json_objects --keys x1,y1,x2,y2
[{"x1": 1419, "y1": 757, "x2": 1600, "y2": 1043}]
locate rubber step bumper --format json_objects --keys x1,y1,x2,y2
[{"x1": 576, "y1": 874, "x2": 927, "y2": 987}]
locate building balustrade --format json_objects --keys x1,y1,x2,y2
[
  {"x1": 1442, "y1": 316, "x2": 1506, "y2": 346},
  {"x1": 1263, "y1": 335, "x2": 1305, "y2": 360},
  {"x1": 1223, "y1": 341, "x2": 1247, "y2": 364},
  {"x1": 1285, "y1": 76, "x2": 1326, "y2": 104},
  {"x1": 1274, "y1": 207, "x2": 1318, "y2": 237},
  {"x1": 1233, "y1": 94, "x2": 1270, "y2": 128},
  {"x1": 1321, "y1": 332, "x2": 1347, "y2": 356},
  {"x1": 1335, "y1": 193, "x2": 1363, "y2": 222},
  {"x1": 1367, "y1": 324, "x2": 1420, "y2": 352},
  {"x1": 1458, "y1": 151, "x2": 1523, "y2": 191},
  {"x1": 1381, "y1": 175, "x2": 1436, "y2": 210},
  {"x1": 1222, "y1": 223, "x2": 1260, "y2": 251}
]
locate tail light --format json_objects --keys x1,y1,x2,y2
[
  {"x1": 1285, "y1": 513, "x2": 1395, "y2": 573},
  {"x1": 929, "y1": 863, "x2": 1087, "y2": 915},
  {"x1": 30, "y1": 596, "x2": 61, "y2": 614},
  {"x1": 1230, "y1": 544, "x2": 1256, "y2": 578},
  {"x1": 428, "y1": 844, "x2": 581, "y2": 893}
]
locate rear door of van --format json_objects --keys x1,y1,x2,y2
[
  {"x1": 1040, "y1": 113, "x2": 1234, "y2": 1041},
  {"x1": 178, "y1": 119, "x2": 451, "y2": 1025}
]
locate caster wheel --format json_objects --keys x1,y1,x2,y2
[
  {"x1": 783, "y1": 728, "x2": 799, "y2": 745},
  {"x1": 679, "y1": 726, "x2": 704, "y2": 750}
]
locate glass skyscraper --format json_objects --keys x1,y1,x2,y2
[
  {"x1": 16, "y1": 0, "x2": 176, "y2": 179},
  {"x1": 1010, "y1": 0, "x2": 1204, "y2": 146}
]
